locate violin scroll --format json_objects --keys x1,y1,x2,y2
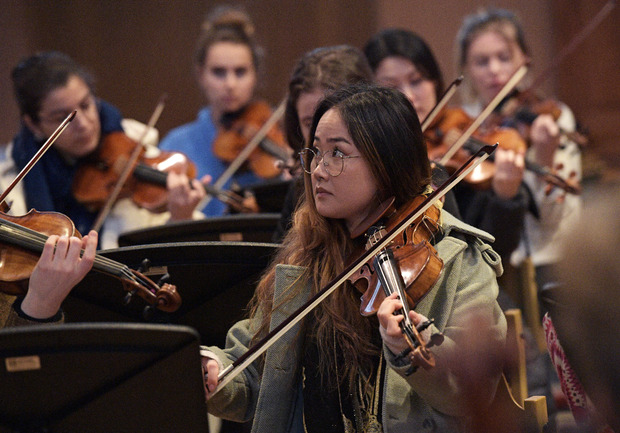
[
  {"x1": 394, "y1": 317, "x2": 444, "y2": 375},
  {"x1": 121, "y1": 270, "x2": 181, "y2": 313}
]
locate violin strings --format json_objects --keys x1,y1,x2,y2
[
  {"x1": 458, "y1": 134, "x2": 577, "y2": 194},
  {"x1": 136, "y1": 162, "x2": 244, "y2": 209},
  {"x1": 0, "y1": 218, "x2": 138, "y2": 283}
]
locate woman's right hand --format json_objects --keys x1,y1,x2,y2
[
  {"x1": 202, "y1": 357, "x2": 221, "y2": 399},
  {"x1": 491, "y1": 147, "x2": 525, "y2": 199}
]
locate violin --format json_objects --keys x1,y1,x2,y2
[
  {"x1": 213, "y1": 101, "x2": 292, "y2": 179},
  {"x1": 0, "y1": 208, "x2": 181, "y2": 312},
  {"x1": 425, "y1": 107, "x2": 581, "y2": 195},
  {"x1": 491, "y1": 90, "x2": 589, "y2": 148},
  {"x1": 347, "y1": 195, "x2": 445, "y2": 372},
  {"x1": 72, "y1": 132, "x2": 257, "y2": 214}
]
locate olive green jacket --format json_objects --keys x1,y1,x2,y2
[{"x1": 205, "y1": 211, "x2": 507, "y2": 433}]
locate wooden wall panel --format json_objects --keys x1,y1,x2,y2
[
  {"x1": 0, "y1": 0, "x2": 375, "y2": 144},
  {"x1": 0, "y1": 0, "x2": 617, "y2": 177},
  {"x1": 550, "y1": 0, "x2": 620, "y2": 176}
]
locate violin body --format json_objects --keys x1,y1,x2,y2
[
  {"x1": 425, "y1": 107, "x2": 580, "y2": 195},
  {"x1": 0, "y1": 210, "x2": 77, "y2": 295},
  {"x1": 425, "y1": 107, "x2": 527, "y2": 190},
  {"x1": 358, "y1": 240, "x2": 442, "y2": 316},
  {"x1": 73, "y1": 132, "x2": 197, "y2": 213},
  {"x1": 0, "y1": 209, "x2": 181, "y2": 312},
  {"x1": 347, "y1": 195, "x2": 444, "y2": 370},
  {"x1": 348, "y1": 195, "x2": 443, "y2": 316},
  {"x1": 213, "y1": 101, "x2": 291, "y2": 179}
]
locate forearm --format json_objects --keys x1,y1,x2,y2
[
  {"x1": 202, "y1": 319, "x2": 262, "y2": 422},
  {"x1": 386, "y1": 243, "x2": 506, "y2": 415},
  {"x1": 2, "y1": 295, "x2": 64, "y2": 328}
]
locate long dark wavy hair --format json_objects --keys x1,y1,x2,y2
[{"x1": 250, "y1": 83, "x2": 431, "y2": 387}]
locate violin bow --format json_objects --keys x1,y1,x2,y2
[
  {"x1": 211, "y1": 142, "x2": 498, "y2": 396},
  {"x1": 0, "y1": 111, "x2": 76, "y2": 208},
  {"x1": 420, "y1": 76, "x2": 463, "y2": 133},
  {"x1": 91, "y1": 94, "x2": 167, "y2": 232},
  {"x1": 200, "y1": 99, "x2": 286, "y2": 209},
  {"x1": 438, "y1": 64, "x2": 528, "y2": 166}
]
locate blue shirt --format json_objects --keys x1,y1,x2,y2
[{"x1": 159, "y1": 107, "x2": 261, "y2": 217}]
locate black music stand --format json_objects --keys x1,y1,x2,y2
[
  {"x1": 0, "y1": 323, "x2": 209, "y2": 432},
  {"x1": 117, "y1": 213, "x2": 281, "y2": 246},
  {"x1": 63, "y1": 241, "x2": 280, "y2": 347},
  {"x1": 239, "y1": 178, "x2": 291, "y2": 213}
]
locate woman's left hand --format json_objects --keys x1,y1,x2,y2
[
  {"x1": 22, "y1": 230, "x2": 98, "y2": 319},
  {"x1": 166, "y1": 171, "x2": 209, "y2": 221},
  {"x1": 377, "y1": 292, "x2": 425, "y2": 355},
  {"x1": 529, "y1": 113, "x2": 560, "y2": 167}
]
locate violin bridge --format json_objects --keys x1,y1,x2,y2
[{"x1": 365, "y1": 227, "x2": 387, "y2": 250}]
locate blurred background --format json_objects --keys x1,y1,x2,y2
[{"x1": 1, "y1": 0, "x2": 618, "y2": 182}]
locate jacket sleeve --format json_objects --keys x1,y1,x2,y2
[
  {"x1": 385, "y1": 233, "x2": 507, "y2": 417},
  {"x1": 202, "y1": 317, "x2": 263, "y2": 422}
]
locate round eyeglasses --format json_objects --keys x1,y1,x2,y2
[{"x1": 299, "y1": 148, "x2": 361, "y2": 177}]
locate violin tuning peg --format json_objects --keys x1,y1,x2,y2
[
  {"x1": 123, "y1": 289, "x2": 136, "y2": 305},
  {"x1": 544, "y1": 184, "x2": 554, "y2": 196},
  {"x1": 405, "y1": 364, "x2": 419, "y2": 376},
  {"x1": 394, "y1": 347, "x2": 412, "y2": 364},
  {"x1": 416, "y1": 319, "x2": 434, "y2": 333},
  {"x1": 157, "y1": 273, "x2": 171, "y2": 287},
  {"x1": 142, "y1": 304, "x2": 170, "y2": 322},
  {"x1": 138, "y1": 258, "x2": 151, "y2": 274}
]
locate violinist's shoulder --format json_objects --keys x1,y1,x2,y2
[
  {"x1": 121, "y1": 118, "x2": 159, "y2": 148},
  {"x1": 159, "y1": 108, "x2": 214, "y2": 152},
  {"x1": 439, "y1": 210, "x2": 503, "y2": 275},
  {"x1": 440, "y1": 210, "x2": 495, "y2": 245},
  {"x1": 0, "y1": 140, "x2": 14, "y2": 166},
  {"x1": 0, "y1": 141, "x2": 18, "y2": 185}
]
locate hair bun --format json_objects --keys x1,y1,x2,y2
[{"x1": 202, "y1": 6, "x2": 255, "y2": 39}]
